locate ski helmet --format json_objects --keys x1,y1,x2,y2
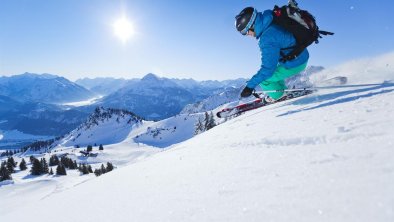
[{"x1": 235, "y1": 7, "x2": 257, "y2": 35}]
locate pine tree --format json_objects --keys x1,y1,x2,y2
[
  {"x1": 40, "y1": 158, "x2": 49, "y2": 174},
  {"x1": 49, "y1": 155, "x2": 59, "y2": 166},
  {"x1": 30, "y1": 158, "x2": 42, "y2": 175},
  {"x1": 60, "y1": 157, "x2": 73, "y2": 169},
  {"x1": 203, "y1": 112, "x2": 210, "y2": 131},
  {"x1": 56, "y1": 164, "x2": 67, "y2": 176},
  {"x1": 68, "y1": 159, "x2": 76, "y2": 170},
  {"x1": 29, "y1": 156, "x2": 36, "y2": 164},
  {"x1": 19, "y1": 158, "x2": 27, "y2": 171},
  {"x1": 0, "y1": 162, "x2": 12, "y2": 182},
  {"x1": 7, "y1": 157, "x2": 17, "y2": 168},
  {"x1": 94, "y1": 169, "x2": 102, "y2": 177},
  {"x1": 79, "y1": 164, "x2": 89, "y2": 175},
  {"x1": 194, "y1": 117, "x2": 204, "y2": 135},
  {"x1": 87, "y1": 145, "x2": 93, "y2": 152},
  {"x1": 206, "y1": 112, "x2": 217, "y2": 130},
  {"x1": 73, "y1": 160, "x2": 78, "y2": 169},
  {"x1": 100, "y1": 164, "x2": 107, "y2": 174},
  {"x1": 106, "y1": 162, "x2": 114, "y2": 172},
  {"x1": 6, "y1": 159, "x2": 15, "y2": 174},
  {"x1": 87, "y1": 165, "x2": 93, "y2": 173},
  {"x1": 99, "y1": 144, "x2": 104, "y2": 151}
]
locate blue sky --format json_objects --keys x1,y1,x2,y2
[{"x1": 0, "y1": 0, "x2": 393, "y2": 81}]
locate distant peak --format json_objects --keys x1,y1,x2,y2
[
  {"x1": 141, "y1": 73, "x2": 160, "y2": 81},
  {"x1": 20, "y1": 72, "x2": 59, "y2": 79}
]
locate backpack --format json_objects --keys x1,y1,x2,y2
[{"x1": 271, "y1": 1, "x2": 334, "y2": 62}]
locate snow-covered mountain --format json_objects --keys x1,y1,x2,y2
[
  {"x1": 134, "y1": 113, "x2": 201, "y2": 148},
  {"x1": 170, "y1": 78, "x2": 246, "y2": 90},
  {"x1": 59, "y1": 107, "x2": 143, "y2": 147},
  {"x1": 1, "y1": 52, "x2": 394, "y2": 221},
  {"x1": 0, "y1": 73, "x2": 95, "y2": 103},
  {"x1": 0, "y1": 73, "x2": 100, "y2": 141},
  {"x1": 75, "y1": 77, "x2": 132, "y2": 95},
  {"x1": 0, "y1": 72, "x2": 244, "y2": 147},
  {"x1": 98, "y1": 74, "x2": 197, "y2": 120},
  {"x1": 97, "y1": 74, "x2": 246, "y2": 120},
  {"x1": 16, "y1": 107, "x2": 144, "y2": 153},
  {"x1": 0, "y1": 95, "x2": 20, "y2": 113}
]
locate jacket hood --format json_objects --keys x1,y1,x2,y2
[{"x1": 254, "y1": 10, "x2": 273, "y2": 39}]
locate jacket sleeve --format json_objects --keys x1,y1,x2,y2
[{"x1": 246, "y1": 40, "x2": 281, "y2": 89}]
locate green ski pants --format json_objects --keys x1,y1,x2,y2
[{"x1": 259, "y1": 62, "x2": 308, "y2": 100}]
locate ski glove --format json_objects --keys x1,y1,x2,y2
[{"x1": 240, "y1": 87, "x2": 253, "y2": 98}]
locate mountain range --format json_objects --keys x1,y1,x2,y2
[
  {"x1": 0, "y1": 72, "x2": 246, "y2": 148},
  {"x1": 0, "y1": 73, "x2": 95, "y2": 103},
  {"x1": 0, "y1": 67, "x2": 329, "y2": 143}
]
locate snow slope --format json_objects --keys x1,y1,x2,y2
[
  {"x1": 2, "y1": 82, "x2": 394, "y2": 221},
  {"x1": 1, "y1": 53, "x2": 394, "y2": 221},
  {"x1": 134, "y1": 114, "x2": 201, "y2": 148},
  {"x1": 59, "y1": 107, "x2": 143, "y2": 147}
]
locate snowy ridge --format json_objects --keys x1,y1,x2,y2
[
  {"x1": 134, "y1": 114, "x2": 202, "y2": 148},
  {"x1": 60, "y1": 107, "x2": 143, "y2": 147}
]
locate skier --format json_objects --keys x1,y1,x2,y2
[{"x1": 235, "y1": 6, "x2": 309, "y2": 102}]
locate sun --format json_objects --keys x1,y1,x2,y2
[{"x1": 113, "y1": 16, "x2": 135, "y2": 43}]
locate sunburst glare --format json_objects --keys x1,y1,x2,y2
[{"x1": 113, "y1": 16, "x2": 134, "y2": 43}]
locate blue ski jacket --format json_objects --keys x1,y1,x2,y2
[{"x1": 246, "y1": 10, "x2": 309, "y2": 89}]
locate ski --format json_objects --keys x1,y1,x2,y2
[{"x1": 216, "y1": 89, "x2": 314, "y2": 118}]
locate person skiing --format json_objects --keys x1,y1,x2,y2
[{"x1": 235, "y1": 6, "x2": 309, "y2": 102}]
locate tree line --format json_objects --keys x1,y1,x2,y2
[{"x1": 0, "y1": 155, "x2": 115, "y2": 182}]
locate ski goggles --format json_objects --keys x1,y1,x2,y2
[{"x1": 240, "y1": 8, "x2": 257, "y2": 35}]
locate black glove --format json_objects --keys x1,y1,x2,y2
[{"x1": 240, "y1": 87, "x2": 253, "y2": 98}]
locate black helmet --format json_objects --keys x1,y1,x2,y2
[{"x1": 235, "y1": 7, "x2": 257, "y2": 35}]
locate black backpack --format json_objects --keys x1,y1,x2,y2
[{"x1": 272, "y1": 1, "x2": 334, "y2": 62}]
